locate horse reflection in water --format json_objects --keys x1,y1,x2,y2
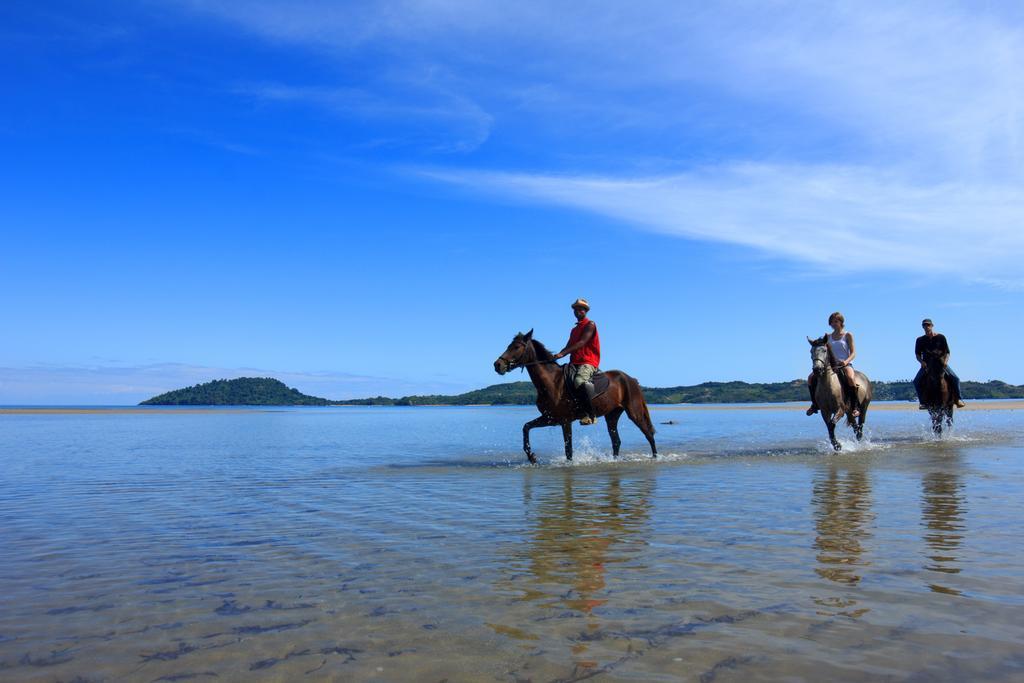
[
  {"x1": 812, "y1": 465, "x2": 874, "y2": 618},
  {"x1": 492, "y1": 470, "x2": 653, "y2": 675},
  {"x1": 921, "y1": 456, "x2": 967, "y2": 596}
]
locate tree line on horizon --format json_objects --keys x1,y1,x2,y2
[{"x1": 140, "y1": 376, "x2": 1024, "y2": 406}]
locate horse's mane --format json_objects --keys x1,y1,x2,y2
[{"x1": 530, "y1": 339, "x2": 556, "y2": 362}]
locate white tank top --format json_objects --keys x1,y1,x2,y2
[{"x1": 829, "y1": 333, "x2": 851, "y2": 363}]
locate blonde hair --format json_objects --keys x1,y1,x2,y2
[{"x1": 828, "y1": 311, "x2": 845, "y2": 326}]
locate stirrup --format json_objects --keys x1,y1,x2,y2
[
  {"x1": 955, "y1": 400, "x2": 966, "y2": 408},
  {"x1": 579, "y1": 415, "x2": 595, "y2": 426}
]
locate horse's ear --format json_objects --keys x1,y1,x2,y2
[
  {"x1": 525, "y1": 329, "x2": 533, "y2": 341},
  {"x1": 807, "y1": 336, "x2": 814, "y2": 346}
]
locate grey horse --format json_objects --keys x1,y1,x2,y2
[{"x1": 807, "y1": 336, "x2": 873, "y2": 450}]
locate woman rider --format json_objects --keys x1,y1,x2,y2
[{"x1": 807, "y1": 311, "x2": 861, "y2": 418}]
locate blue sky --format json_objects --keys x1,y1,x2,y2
[{"x1": 2, "y1": 1, "x2": 1023, "y2": 404}]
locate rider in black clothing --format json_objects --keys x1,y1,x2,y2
[{"x1": 913, "y1": 318, "x2": 966, "y2": 408}]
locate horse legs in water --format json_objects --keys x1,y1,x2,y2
[
  {"x1": 855, "y1": 405, "x2": 867, "y2": 440},
  {"x1": 605, "y1": 408, "x2": 624, "y2": 457},
  {"x1": 932, "y1": 406, "x2": 954, "y2": 434},
  {"x1": 522, "y1": 415, "x2": 557, "y2": 463},
  {"x1": 624, "y1": 402, "x2": 657, "y2": 457},
  {"x1": 823, "y1": 413, "x2": 841, "y2": 451},
  {"x1": 561, "y1": 422, "x2": 573, "y2": 461}
]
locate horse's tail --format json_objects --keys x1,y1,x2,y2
[{"x1": 629, "y1": 376, "x2": 655, "y2": 435}]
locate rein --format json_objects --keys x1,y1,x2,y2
[
  {"x1": 505, "y1": 341, "x2": 560, "y2": 372},
  {"x1": 510, "y1": 358, "x2": 560, "y2": 372}
]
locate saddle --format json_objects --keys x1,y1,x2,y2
[
  {"x1": 835, "y1": 367, "x2": 861, "y2": 410},
  {"x1": 563, "y1": 364, "x2": 610, "y2": 411}
]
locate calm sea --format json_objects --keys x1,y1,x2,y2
[{"x1": 1, "y1": 404, "x2": 1023, "y2": 682}]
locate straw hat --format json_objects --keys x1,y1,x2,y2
[{"x1": 571, "y1": 298, "x2": 590, "y2": 311}]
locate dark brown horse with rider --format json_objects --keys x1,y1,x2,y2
[
  {"x1": 919, "y1": 348, "x2": 956, "y2": 434},
  {"x1": 494, "y1": 330, "x2": 657, "y2": 463}
]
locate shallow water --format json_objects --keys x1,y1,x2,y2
[{"x1": 1, "y1": 404, "x2": 1023, "y2": 681}]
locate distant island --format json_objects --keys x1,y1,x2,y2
[
  {"x1": 140, "y1": 378, "x2": 332, "y2": 406},
  {"x1": 140, "y1": 376, "x2": 1024, "y2": 406}
]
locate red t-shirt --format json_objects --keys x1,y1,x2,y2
[{"x1": 568, "y1": 318, "x2": 601, "y2": 367}]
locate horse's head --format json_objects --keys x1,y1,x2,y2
[
  {"x1": 494, "y1": 329, "x2": 535, "y2": 375},
  {"x1": 808, "y1": 335, "x2": 829, "y2": 375},
  {"x1": 922, "y1": 348, "x2": 947, "y2": 379}
]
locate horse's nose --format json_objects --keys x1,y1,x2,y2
[{"x1": 494, "y1": 359, "x2": 506, "y2": 375}]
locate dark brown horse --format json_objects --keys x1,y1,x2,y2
[
  {"x1": 494, "y1": 330, "x2": 657, "y2": 463},
  {"x1": 919, "y1": 349, "x2": 955, "y2": 434}
]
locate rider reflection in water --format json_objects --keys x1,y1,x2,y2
[{"x1": 553, "y1": 298, "x2": 601, "y2": 426}]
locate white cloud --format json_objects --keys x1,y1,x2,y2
[
  {"x1": 174, "y1": 1, "x2": 1024, "y2": 280},
  {"x1": 425, "y1": 163, "x2": 1024, "y2": 282},
  {"x1": 180, "y1": 1, "x2": 1024, "y2": 165}
]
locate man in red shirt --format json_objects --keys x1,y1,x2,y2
[{"x1": 553, "y1": 298, "x2": 601, "y2": 425}]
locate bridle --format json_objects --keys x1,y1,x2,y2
[
  {"x1": 502, "y1": 340, "x2": 560, "y2": 372},
  {"x1": 811, "y1": 344, "x2": 835, "y2": 377}
]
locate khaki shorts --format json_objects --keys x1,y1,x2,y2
[{"x1": 570, "y1": 364, "x2": 596, "y2": 388}]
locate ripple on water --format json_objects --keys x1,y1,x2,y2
[{"x1": 2, "y1": 406, "x2": 1024, "y2": 681}]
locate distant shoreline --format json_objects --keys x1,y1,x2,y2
[{"x1": 2, "y1": 400, "x2": 1021, "y2": 415}]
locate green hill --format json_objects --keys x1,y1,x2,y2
[
  {"x1": 141, "y1": 376, "x2": 1024, "y2": 407},
  {"x1": 335, "y1": 378, "x2": 1024, "y2": 405},
  {"x1": 334, "y1": 382, "x2": 537, "y2": 406},
  {"x1": 140, "y1": 377, "x2": 332, "y2": 406}
]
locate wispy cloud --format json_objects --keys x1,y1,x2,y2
[
  {"x1": 424, "y1": 163, "x2": 1024, "y2": 283},
  {"x1": 0, "y1": 362, "x2": 467, "y2": 405},
  {"x1": 236, "y1": 81, "x2": 492, "y2": 152},
  {"x1": 173, "y1": 1, "x2": 1024, "y2": 281},
  {"x1": 179, "y1": 1, "x2": 1024, "y2": 164}
]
